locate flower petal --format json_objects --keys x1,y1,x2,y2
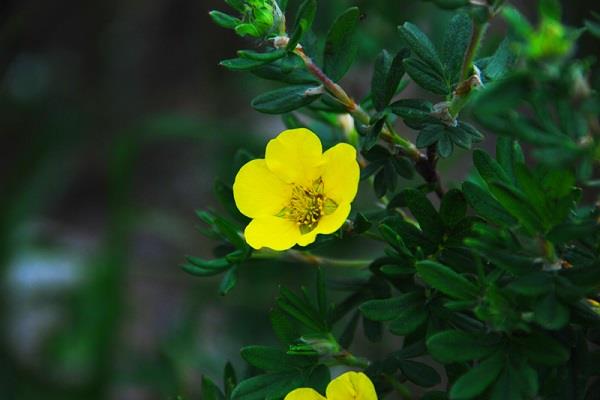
[
  {"x1": 244, "y1": 216, "x2": 300, "y2": 251},
  {"x1": 316, "y1": 202, "x2": 351, "y2": 235},
  {"x1": 284, "y1": 388, "x2": 326, "y2": 400},
  {"x1": 265, "y1": 128, "x2": 324, "y2": 185},
  {"x1": 233, "y1": 159, "x2": 292, "y2": 218},
  {"x1": 326, "y1": 372, "x2": 378, "y2": 400},
  {"x1": 321, "y1": 143, "x2": 359, "y2": 204}
]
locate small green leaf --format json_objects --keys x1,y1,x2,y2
[
  {"x1": 210, "y1": 10, "x2": 240, "y2": 29},
  {"x1": 534, "y1": 292, "x2": 569, "y2": 330},
  {"x1": 473, "y1": 149, "x2": 512, "y2": 186},
  {"x1": 238, "y1": 49, "x2": 287, "y2": 62},
  {"x1": 488, "y1": 181, "x2": 545, "y2": 234},
  {"x1": 404, "y1": 57, "x2": 450, "y2": 95},
  {"x1": 241, "y1": 346, "x2": 313, "y2": 372},
  {"x1": 390, "y1": 99, "x2": 433, "y2": 125},
  {"x1": 219, "y1": 266, "x2": 238, "y2": 295},
  {"x1": 231, "y1": 372, "x2": 304, "y2": 400},
  {"x1": 440, "y1": 188, "x2": 467, "y2": 227},
  {"x1": 398, "y1": 22, "x2": 445, "y2": 77},
  {"x1": 399, "y1": 360, "x2": 441, "y2": 388},
  {"x1": 389, "y1": 304, "x2": 428, "y2": 336},
  {"x1": 202, "y1": 376, "x2": 225, "y2": 400},
  {"x1": 462, "y1": 181, "x2": 517, "y2": 226},
  {"x1": 495, "y1": 137, "x2": 524, "y2": 184},
  {"x1": 251, "y1": 85, "x2": 321, "y2": 114},
  {"x1": 449, "y1": 352, "x2": 505, "y2": 400},
  {"x1": 427, "y1": 330, "x2": 500, "y2": 363},
  {"x1": 515, "y1": 333, "x2": 569, "y2": 366},
  {"x1": 220, "y1": 57, "x2": 270, "y2": 71},
  {"x1": 287, "y1": 0, "x2": 317, "y2": 50},
  {"x1": 371, "y1": 49, "x2": 408, "y2": 111},
  {"x1": 437, "y1": 133, "x2": 453, "y2": 158},
  {"x1": 360, "y1": 292, "x2": 422, "y2": 322},
  {"x1": 323, "y1": 7, "x2": 361, "y2": 81},
  {"x1": 416, "y1": 260, "x2": 479, "y2": 300},
  {"x1": 396, "y1": 189, "x2": 445, "y2": 244},
  {"x1": 417, "y1": 124, "x2": 443, "y2": 148},
  {"x1": 441, "y1": 13, "x2": 473, "y2": 83}
]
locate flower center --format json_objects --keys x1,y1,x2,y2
[{"x1": 278, "y1": 178, "x2": 338, "y2": 234}]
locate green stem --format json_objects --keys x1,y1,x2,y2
[
  {"x1": 251, "y1": 249, "x2": 371, "y2": 269},
  {"x1": 293, "y1": 47, "x2": 421, "y2": 160}
]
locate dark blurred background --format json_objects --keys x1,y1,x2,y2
[{"x1": 0, "y1": 1, "x2": 598, "y2": 399}]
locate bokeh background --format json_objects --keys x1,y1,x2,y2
[{"x1": 1, "y1": 1, "x2": 598, "y2": 399}]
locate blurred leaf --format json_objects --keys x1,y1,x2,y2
[
  {"x1": 399, "y1": 360, "x2": 441, "y2": 388},
  {"x1": 449, "y1": 352, "x2": 504, "y2": 400},
  {"x1": 288, "y1": 0, "x2": 317, "y2": 50},
  {"x1": 219, "y1": 266, "x2": 238, "y2": 296},
  {"x1": 210, "y1": 11, "x2": 240, "y2": 29},
  {"x1": 440, "y1": 189, "x2": 467, "y2": 227},
  {"x1": 202, "y1": 376, "x2": 225, "y2": 400},
  {"x1": 462, "y1": 181, "x2": 517, "y2": 226}
]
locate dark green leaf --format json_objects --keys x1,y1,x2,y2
[
  {"x1": 219, "y1": 266, "x2": 238, "y2": 295},
  {"x1": 210, "y1": 10, "x2": 240, "y2": 29},
  {"x1": 220, "y1": 57, "x2": 270, "y2": 71},
  {"x1": 440, "y1": 188, "x2": 467, "y2": 227},
  {"x1": 427, "y1": 330, "x2": 500, "y2": 363},
  {"x1": 462, "y1": 181, "x2": 517, "y2": 226},
  {"x1": 389, "y1": 304, "x2": 428, "y2": 336},
  {"x1": 231, "y1": 372, "x2": 303, "y2": 400},
  {"x1": 395, "y1": 189, "x2": 445, "y2": 244},
  {"x1": 238, "y1": 49, "x2": 287, "y2": 62},
  {"x1": 534, "y1": 292, "x2": 569, "y2": 330},
  {"x1": 495, "y1": 137, "x2": 524, "y2": 184},
  {"x1": 371, "y1": 49, "x2": 408, "y2": 111},
  {"x1": 360, "y1": 292, "x2": 422, "y2": 322},
  {"x1": 398, "y1": 22, "x2": 445, "y2": 77},
  {"x1": 202, "y1": 376, "x2": 225, "y2": 400},
  {"x1": 416, "y1": 260, "x2": 479, "y2": 300},
  {"x1": 473, "y1": 149, "x2": 512, "y2": 186},
  {"x1": 515, "y1": 333, "x2": 569, "y2": 366},
  {"x1": 417, "y1": 124, "x2": 443, "y2": 148},
  {"x1": 449, "y1": 352, "x2": 504, "y2": 400},
  {"x1": 288, "y1": 0, "x2": 317, "y2": 50},
  {"x1": 441, "y1": 13, "x2": 473, "y2": 83},
  {"x1": 437, "y1": 133, "x2": 453, "y2": 158},
  {"x1": 251, "y1": 85, "x2": 321, "y2": 114},
  {"x1": 323, "y1": 7, "x2": 360, "y2": 81},
  {"x1": 241, "y1": 346, "x2": 313, "y2": 372},
  {"x1": 399, "y1": 360, "x2": 441, "y2": 388},
  {"x1": 404, "y1": 57, "x2": 450, "y2": 95}
]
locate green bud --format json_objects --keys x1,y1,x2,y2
[
  {"x1": 211, "y1": 0, "x2": 281, "y2": 38},
  {"x1": 526, "y1": 17, "x2": 573, "y2": 60}
]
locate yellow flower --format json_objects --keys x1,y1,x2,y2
[
  {"x1": 284, "y1": 371, "x2": 377, "y2": 400},
  {"x1": 233, "y1": 128, "x2": 359, "y2": 251}
]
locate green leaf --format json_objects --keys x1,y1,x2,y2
[
  {"x1": 495, "y1": 137, "x2": 524, "y2": 184},
  {"x1": 484, "y1": 37, "x2": 516, "y2": 80},
  {"x1": 360, "y1": 292, "x2": 422, "y2": 322},
  {"x1": 251, "y1": 85, "x2": 321, "y2": 114},
  {"x1": 390, "y1": 99, "x2": 433, "y2": 125},
  {"x1": 389, "y1": 304, "x2": 429, "y2": 336},
  {"x1": 488, "y1": 181, "x2": 545, "y2": 234},
  {"x1": 462, "y1": 181, "x2": 517, "y2": 226},
  {"x1": 241, "y1": 346, "x2": 313, "y2": 372},
  {"x1": 437, "y1": 133, "x2": 453, "y2": 157},
  {"x1": 209, "y1": 10, "x2": 240, "y2": 29},
  {"x1": 515, "y1": 333, "x2": 569, "y2": 366},
  {"x1": 440, "y1": 188, "x2": 467, "y2": 227},
  {"x1": 220, "y1": 57, "x2": 270, "y2": 71},
  {"x1": 182, "y1": 257, "x2": 230, "y2": 277},
  {"x1": 270, "y1": 306, "x2": 297, "y2": 344},
  {"x1": 404, "y1": 57, "x2": 449, "y2": 95},
  {"x1": 323, "y1": 7, "x2": 360, "y2": 81},
  {"x1": 363, "y1": 317, "x2": 383, "y2": 343},
  {"x1": 399, "y1": 360, "x2": 441, "y2": 388},
  {"x1": 416, "y1": 260, "x2": 479, "y2": 300},
  {"x1": 395, "y1": 189, "x2": 445, "y2": 244},
  {"x1": 449, "y1": 352, "x2": 505, "y2": 400},
  {"x1": 253, "y1": 56, "x2": 318, "y2": 84},
  {"x1": 224, "y1": 362, "x2": 237, "y2": 398},
  {"x1": 441, "y1": 13, "x2": 473, "y2": 83},
  {"x1": 371, "y1": 49, "x2": 408, "y2": 111},
  {"x1": 231, "y1": 372, "x2": 303, "y2": 400},
  {"x1": 534, "y1": 292, "x2": 569, "y2": 330},
  {"x1": 398, "y1": 22, "x2": 444, "y2": 77},
  {"x1": 202, "y1": 376, "x2": 225, "y2": 400},
  {"x1": 417, "y1": 124, "x2": 443, "y2": 148},
  {"x1": 506, "y1": 273, "x2": 553, "y2": 296},
  {"x1": 238, "y1": 49, "x2": 287, "y2": 62},
  {"x1": 427, "y1": 330, "x2": 500, "y2": 363},
  {"x1": 287, "y1": 0, "x2": 317, "y2": 50},
  {"x1": 489, "y1": 367, "x2": 523, "y2": 400},
  {"x1": 473, "y1": 149, "x2": 512, "y2": 186},
  {"x1": 219, "y1": 266, "x2": 238, "y2": 295}
]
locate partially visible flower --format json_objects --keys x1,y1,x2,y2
[
  {"x1": 233, "y1": 128, "x2": 359, "y2": 251},
  {"x1": 210, "y1": 0, "x2": 283, "y2": 38},
  {"x1": 285, "y1": 371, "x2": 377, "y2": 400}
]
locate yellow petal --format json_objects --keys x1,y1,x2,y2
[
  {"x1": 233, "y1": 159, "x2": 292, "y2": 218},
  {"x1": 326, "y1": 372, "x2": 378, "y2": 400},
  {"x1": 284, "y1": 388, "x2": 326, "y2": 400},
  {"x1": 321, "y1": 143, "x2": 359, "y2": 204},
  {"x1": 316, "y1": 202, "x2": 351, "y2": 235},
  {"x1": 265, "y1": 128, "x2": 324, "y2": 185},
  {"x1": 244, "y1": 216, "x2": 300, "y2": 251}
]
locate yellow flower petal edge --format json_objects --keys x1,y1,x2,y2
[
  {"x1": 326, "y1": 371, "x2": 377, "y2": 400},
  {"x1": 233, "y1": 129, "x2": 360, "y2": 251},
  {"x1": 284, "y1": 388, "x2": 326, "y2": 400},
  {"x1": 283, "y1": 371, "x2": 377, "y2": 400}
]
